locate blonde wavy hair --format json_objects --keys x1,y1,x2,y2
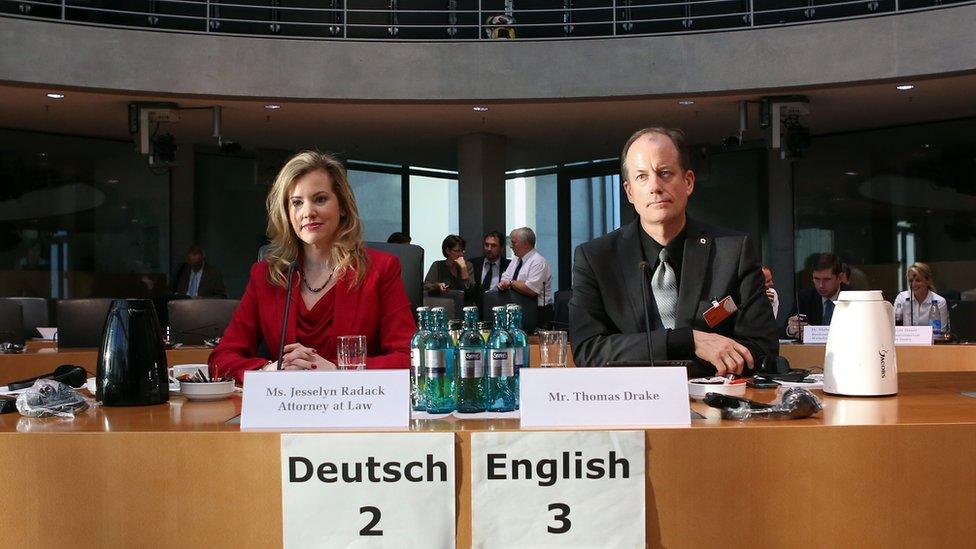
[
  {"x1": 264, "y1": 151, "x2": 369, "y2": 288},
  {"x1": 907, "y1": 262, "x2": 936, "y2": 292}
]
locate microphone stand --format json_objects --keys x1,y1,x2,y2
[{"x1": 277, "y1": 261, "x2": 298, "y2": 370}]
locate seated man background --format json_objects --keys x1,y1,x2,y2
[
  {"x1": 569, "y1": 126, "x2": 778, "y2": 378},
  {"x1": 498, "y1": 227, "x2": 553, "y2": 321},
  {"x1": 172, "y1": 244, "x2": 227, "y2": 298},
  {"x1": 469, "y1": 230, "x2": 510, "y2": 299},
  {"x1": 787, "y1": 252, "x2": 848, "y2": 337}
]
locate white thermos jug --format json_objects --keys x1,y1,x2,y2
[{"x1": 823, "y1": 290, "x2": 898, "y2": 396}]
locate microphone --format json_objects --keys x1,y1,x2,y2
[
  {"x1": 638, "y1": 261, "x2": 655, "y2": 366},
  {"x1": 277, "y1": 260, "x2": 299, "y2": 371}
]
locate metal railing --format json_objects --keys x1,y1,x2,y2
[{"x1": 1, "y1": 0, "x2": 969, "y2": 40}]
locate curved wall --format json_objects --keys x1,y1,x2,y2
[{"x1": 2, "y1": 6, "x2": 976, "y2": 100}]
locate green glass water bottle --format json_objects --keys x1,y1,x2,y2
[
  {"x1": 423, "y1": 307, "x2": 457, "y2": 414},
  {"x1": 486, "y1": 306, "x2": 517, "y2": 412},
  {"x1": 410, "y1": 306, "x2": 430, "y2": 411},
  {"x1": 456, "y1": 306, "x2": 488, "y2": 413}
]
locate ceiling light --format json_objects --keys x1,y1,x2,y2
[
  {"x1": 107, "y1": 179, "x2": 120, "y2": 184},
  {"x1": 264, "y1": 104, "x2": 282, "y2": 110},
  {"x1": 895, "y1": 84, "x2": 914, "y2": 91},
  {"x1": 921, "y1": 143, "x2": 931, "y2": 148},
  {"x1": 677, "y1": 100, "x2": 695, "y2": 106},
  {"x1": 844, "y1": 171, "x2": 858, "y2": 176},
  {"x1": 472, "y1": 106, "x2": 489, "y2": 112},
  {"x1": 46, "y1": 93, "x2": 64, "y2": 99},
  {"x1": 37, "y1": 152, "x2": 47, "y2": 157}
]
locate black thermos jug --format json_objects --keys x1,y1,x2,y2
[{"x1": 96, "y1": 299, "x2": 169, "y2": 406}]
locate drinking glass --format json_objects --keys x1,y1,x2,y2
[
  {"x1": 538, "y1": 330, "x2": 568, "y2": 368},
  {"x1": 337, "y1": 335, "x2": 367, "y2": 370}
]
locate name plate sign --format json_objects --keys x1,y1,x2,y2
[
  {"x1": 520, "y1": 366, "x2": 691, "y2": 428},
  {"x1": 802, "y1": 325, "x2": 830, "y2": 344},
  {"x1": 802, "y1": 326, "x2": 932, "y2": 345},
  {"x1": 281, "y1": 433, "x2": 455, "y2": 549},
  {"x1": 895, "y1": 326, "x2": 933, "y2": 345},
  {"x1": 241, "y1": 370, "x2": 409, "y2": 429},
  {"x1": 471, "y1": 431, "x2": 644, "y2": 549}
]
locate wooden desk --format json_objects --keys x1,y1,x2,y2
[
  {"x1": 0, "y1": 372, "x2": 974, "y2": 547},
  {"x1": 0, "y1": 347, "x2": 213, "y2": 385},
  {"x1": 780, "y1": 342, "x2": 976, "y2": 372},
  {"x1": 2, "y1": 345, "x2": 572, "y2": 385}
]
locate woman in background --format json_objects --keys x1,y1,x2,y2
[
  {"x1": 423, "y1": 234, "x2": 474, "y2": 294},
  {"x1": 210, "y1": 151, "x2": 414, "y2": 382},
  {"x1": 893, "y1": 262, "x2": 949, "y2": 331}
]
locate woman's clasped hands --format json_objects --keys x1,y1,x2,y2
[{"x1": 279, "y1": 342, "x2": 337, "y2": 371}]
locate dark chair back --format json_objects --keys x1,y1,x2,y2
[
  {"x1": 366, "y1": 242, "x2": 424, "y2": 310},
  {"x1": 168, "y1": 299, "x2": 241, "y2": 345},
  {"x1": 0, "y1": 300, "x2": 25, "y2": 345},
  {"x1": 0, "y1": 297, "x2": 48, "y2": 340},
  {"x1": 552, "y1": 289, "x2": 572, "y2": 330},
  {"x1": 424, "y1": 290, "x2": 465, "y2": 320},
  {"x1": 483, "y1": 290, "x2": 539, "y2": 334},
  {"x1": 56, "y1": 298, "x2": 114, "y2": 348}
]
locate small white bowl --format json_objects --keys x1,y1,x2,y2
[
  {"x1": 688, "y1": 377, "x2": 748, "y2": 401},
  {"x1": 180, "y1": 380, "x2": 235, "y2": 401},
  {"x1": 36, "y1": 327, "x2": 58, "y2": 340}
]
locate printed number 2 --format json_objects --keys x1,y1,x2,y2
[
  {"x1": 359, "y1": 506, "x2": 383, "y2": 536},
  {"x1": 547, "y1": 503, "x2": 571, "y2": 534}
]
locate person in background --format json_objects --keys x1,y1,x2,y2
[
  {"x1": 172, "y1": 245, "x2": 227, "y2": 298},
  {"x1": 762, "y1": 266, "x2": 779, "y2": 320},
  {"x1": 787, "y1": 252, "x2": 847, "y2": 337},
  {"x1": 423, "y1": 234, "x2": 475, "y2": 294},
  {"x1": 893, "y1": 262, "x2": 949, "y2": 329},
  {"x1": 499, "y1": 227, "x2": 554, "y2": 322},
  {"x1": 387, "y1": 232, "x2": 411, "y2": 244},
  {"x1": 470, "y1": 230, "x2": 511, "y2": 297},
  {"x1": 14, "y1": 241, "x2": 48, "y2": 271},
  {"x1": 210, "y1": 151, "x2": 415, "y2": 383}
]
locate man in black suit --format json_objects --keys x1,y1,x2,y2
[
  {"x1": 570, "y1": 127, "x2": 778, "y2": 377},
  {"x1": 787, "y1": 253, "x2": 847, "y2": 337},
  {"x1": 468, "y1": 231, "x2": 510, "y2": 305},
  {"x1": 172, "y1": 245, "x2": 227, "y2": 298}
]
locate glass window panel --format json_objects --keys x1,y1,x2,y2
[
  {"x1": 409, "y1": 174, "x2": 458, "y2": 275},
  {"x1": 195, "y1": 153, "x2": 266, "y2": 299},
  {"x1": 792, "y1": 118, "x2": 976, "y2": 299},
  {"x1": 506, "y1": 174, "x2": 559, "y2": 288},
  {"x1": 0, "y1": 129, "x2": 169, "y2": 299},
  {"x1": 348, "y1": 169, "x2": 402, "y2": 243},
  {"x1": 570, "y1": 173, "x2": 622, "y2": 258}
]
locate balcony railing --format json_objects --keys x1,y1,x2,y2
[{"x1": 2, "y1": 0, "x2": 969, "y2": 40}]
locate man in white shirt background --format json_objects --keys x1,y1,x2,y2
[{"x1": 498, "y1": 227, "x2": 553, "y2": 319}]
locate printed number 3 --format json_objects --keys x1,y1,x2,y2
[
  {"x1": 360, "y1": 506, "x2": 383, "y2": 536},
  {"x1": 547, "y1": 503, "x2": 571, "y2": 534}
]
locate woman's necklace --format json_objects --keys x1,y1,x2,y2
[{"x1": 300, "y1": 264, "x2": 335, "y2": 293}]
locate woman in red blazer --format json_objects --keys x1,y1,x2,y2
[{"x1": 210, "y1": 151, "x2": 415, "y2": 383}]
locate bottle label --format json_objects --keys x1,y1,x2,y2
[
  {"x1": 460, "y1": 349, "x2": 485, "y2": 378},
  {"x1": 514, "y1": 347, "x2": 525, "y2": 372},
  {"x1": 425, "y1": 349, "x2": 447, "y2": 378},
  {"x1": 931, "y1": 319, "x2": 942, "y2": 335},
  {"x1": 489, "y1": 349, "x2": 514, "y2": 377},
  {"x1": 411, "y1": 348, "x2": 422, "y2": 377}
]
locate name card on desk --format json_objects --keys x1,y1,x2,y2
[
  {"x1": 895, "y1": 326, "x2": 933, "y2": 345},
  {"x1": 802, "y1": 325, "x2": 830, "y2": 344},
  {"x1": 281, "y1": 433, "x2": 454, "y2": 549},
  {"x1": 241, "y1": 370, "x2": 409, "y2": 429},
  {"x1": 471, "y1": 431, "x2": 644, "y2": 549},
  {"x1": 519, "y1": 367, "x2": 690, "y2": 428}
]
